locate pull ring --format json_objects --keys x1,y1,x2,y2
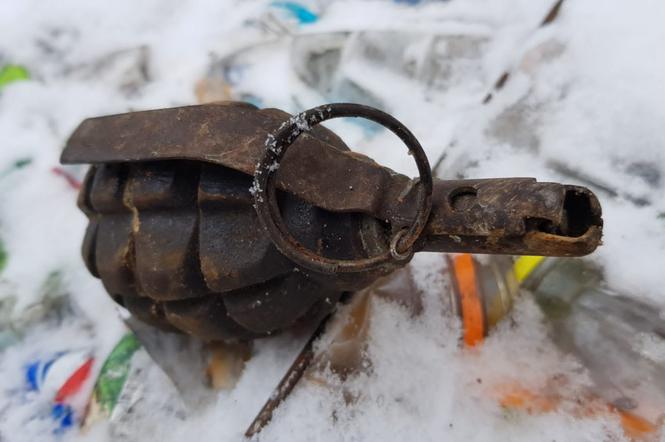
[{"x1": 252, "y1": 103, "x2": 433, "y2": 274}]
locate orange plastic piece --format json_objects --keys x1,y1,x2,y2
[
  {"x1": 494, "y1": 382, "x2": 660, "y2": 441},
  {"x1": 452, "y1": 254, "x2": 485, "y2": 347},
  {"x1": 617, "y1": 410, "x2": 658, "y2": 440},
  {"x1": 497, "y1": 384, "x2": 559, "y2": 413}
]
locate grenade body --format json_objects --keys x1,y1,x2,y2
[
  {"x1": 77, "y1": 130, "x2": 389, "y2": 342},
  {"x1": 65, "y1": 102, "x2": 603, "y2": 342}
]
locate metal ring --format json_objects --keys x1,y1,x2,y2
[
  {"x1": 252, "y1": 103, "x2": 433, "y2": 274},
  {"x1": 390, "y1": 229, "x2": 413, "y2": 261}
]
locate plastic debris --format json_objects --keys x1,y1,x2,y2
[
  {"x1": 50, "y1": 166, "x2": 82, "y2": 190},
  {"x1": 83, "y1": 329, "x2": 192, "y2": 440},
  {"x1": 0, "y1": 237, "x2": 6, "y2": 275},
  {"x1": 449, "y1": 255, "x2": 665, "y2": 440},
  {"x1": 0, "y1": 158, "x2": 32, "y2": 181},
  {"x1": 447, "y1": 254, "x2": 520, "y2": 346},
  {"x1": 521, "y1": 257, "x2": 665, "y2": 438},
  {"x1": 1, "y1": 271, "x2": 72, "y2": 351},
  {"x1": 83, "y1": 333, "x2": 141, "y2": 427},
  {"x1": 24, "y1": 350, "x2": 94, "y2": 432},
  {"x1": 270, "y1": 2, "x2": 318, "y2": 25},
  {"x1": 0, "y1": 64, "x2": 30, "y2": 90},
  {"x1": 290, "y1": 29, "x2": 490, "y2": 107}
]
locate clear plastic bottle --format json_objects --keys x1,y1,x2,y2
[
  {"x1": 448, "y1": 255, "x2": 665, "y2": 438},
  {"x1": 521, "y1": 257, "x2": 665, "y2": 435}
]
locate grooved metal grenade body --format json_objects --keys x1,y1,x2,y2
[{"x1": 61, "y1": 102, "x2": 603, "y2": 342}]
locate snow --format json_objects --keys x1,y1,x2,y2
[{"x1": 1, "y1": 0, "x2": 664, "y2": 441}]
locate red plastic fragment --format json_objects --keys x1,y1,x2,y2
[{"x1": 51, "y1": 167, "x2": 82, "y2": 190}]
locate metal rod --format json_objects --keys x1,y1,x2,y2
[{"x1": 245, "y1": 314, "x2": 333, "y2": 438}]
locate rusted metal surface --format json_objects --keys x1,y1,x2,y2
[
  {"x1": 421, "y1": 179, "x2": 603, "y2": 257},
  {"x1": 61, "y1": 101, "x2": 603, "y2": 342},
  {"x1": 62, "y1": 102, "x2": 414, "y2": 222},
  {"x1": 252, "y1": 103, "x2": 433, "y2": 275}
]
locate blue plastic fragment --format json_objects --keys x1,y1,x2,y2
[
  {"x1": 51, "y1": 403, "x2": 74, "y2": 432},
  {"x1": 26, "y1": 361, "x2": 41, "y2": 391},
  {"x1": 24, "y1": 353, "x2": 64, "y2": 391},
  {"x1": 271, "y1": 2, "x2": 318, "y2": 24}
]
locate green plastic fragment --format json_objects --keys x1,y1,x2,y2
[
  {"x1": 0, "y1": 65, "x2": 30, "y2": 90},
  {"x1": 13, "y1": 158, "x2": 32, "y2": 169},
  {"x1": 0, "y1": 239, "x2": 6, "y2": 274},
  {"x1": 92, "y1": 333, "x2": 142, "y2": 414},
  {"x1": 0, "y1": 158, "x2": 32, "y2": 180}
]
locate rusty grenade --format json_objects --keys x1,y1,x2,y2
[{"x1": 61, "y1": 102, "x2": 603, "y2": 341}]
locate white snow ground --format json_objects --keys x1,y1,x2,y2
[{"x1": 0, "y1": 0, "x2": 664, "y2": 441}]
